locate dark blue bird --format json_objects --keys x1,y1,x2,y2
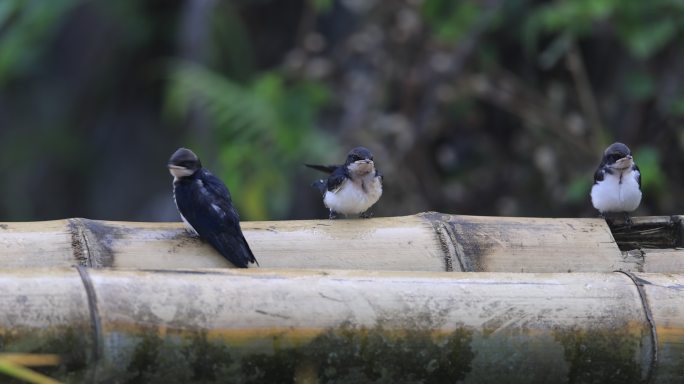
[{"x1": 167, "y1": 148, "x2": 257, "y2": 268}]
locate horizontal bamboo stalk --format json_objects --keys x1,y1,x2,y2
[
  {"x1": 0, "y1": 269, "x2": 682, "y2": 383},
  {"x1": 0, "y1": 213, "x2": 682, "y2": 272}
]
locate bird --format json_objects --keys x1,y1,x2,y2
[
  {"x1": 306, "y1": 146, "x2": 383, "y2": 219},
  {"x1": 167, "y1": 147, "x2": 257, "y2": 268},
  {"x1": 590, "y1": 142, "x2": 642, "y2": 225}
]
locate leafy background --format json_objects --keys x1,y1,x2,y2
[{"x1": 0, "y1": 0, "x2": 681, "y2": 221}]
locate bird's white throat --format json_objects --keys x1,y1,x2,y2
[
  {"x1": 348, "y1": 160, "x2": 375, "y2": 176},
  {"x1": 168, "y1": 165, "x2": 195, "y2": 179}
]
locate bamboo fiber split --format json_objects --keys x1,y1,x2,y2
[{"x1": 0, "y1": 269, "x2": 682, "y2": 383}]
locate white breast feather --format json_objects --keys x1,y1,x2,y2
[
  {"x1": 590, "y1": 168, "x2": 642, "y2": 213},
  {"x1": 323, "y1": 174, "x2": 382, "y2": 215}
]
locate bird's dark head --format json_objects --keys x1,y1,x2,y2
[
  {"x1": 345, "y1": 146, "x2": 375, "y2": 175},
  {"x1": 603, "y1": 142, "x2": 634, "y2": 170},
  {"x1": 168, "y1": 147, "x2": 202, "y2": 179}
]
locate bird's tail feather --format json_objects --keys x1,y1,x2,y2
[
  {"x1": 305, "y1": 164, "x2": 338, "y2": 173},
  {"x1": 207, "y1": 233, "x2": 256, "y2": 268}
]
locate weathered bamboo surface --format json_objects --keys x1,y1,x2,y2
[
  {"x1": 0, "y1": 268, "x2": 682, "y2": 383},
  {"x1": 1, "y1": 213, "x2": 682, "y2": 272}
]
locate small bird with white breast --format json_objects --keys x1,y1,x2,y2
[
  {"x1": 590, "y1": 142, "x2": 642, "y2": 224},
  {"x1": 306, "y1": 146, "x2": 383, "y2": 219},
  {"x1": 168, "y1": 147, "x2": 257, "y2": 268}
]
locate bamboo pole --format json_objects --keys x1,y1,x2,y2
[
  {"x1": 0, "y1": 213, "x2": 683, "y2": 272},
  {"x1": 1, "y1": 213, "x2": 683, "y2": 272},
  {"x1": 1, "y1": 268, "x2": 682, "y2": 383}
]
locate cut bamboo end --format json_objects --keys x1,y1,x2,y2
[
  {"x1": 0, "y1": 268, "x2": 682, "y2": 383},
  {"x1": 0, "y1": 213, "x2": 683, "y2": 272}
]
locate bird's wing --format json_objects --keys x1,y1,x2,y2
[
  {"x1": 326, "y1": 167, "x2": 349, "y2": 193},
  {"x1": 375, "y1": 168, "x2": 383, "y2": 181},
  {"x1": 202, "y1": 169, "x2": 240, "y2": 220},
  {"x1": 305, "y1": 164, "x2": 340, "y2": 174},
  {"x1": 176, "y1": 171, "x2": 257, "y2": 267},
  {"x1": 311, "y1": 179, "x2": 327, "y2": 195},
  {"x1": 632, "y1": 164, "x2": 641, "y2": 188},
  {"x1": 593, "y1": 167, "x2": 605, "y2": 184}
]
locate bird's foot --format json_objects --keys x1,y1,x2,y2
[
  {"x1": 329, "y1": 210, "x2": 339, "y2": 220},
  {"x1": 359, "y1": 210, "x2": 374, "y2": 219},
  {"x1": 623, "y1": 212, "x2": 633, "y2": 228},
  {"x1": 599, "y1": 212, "x2": 613, "y2": 226}
]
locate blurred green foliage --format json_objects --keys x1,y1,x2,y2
[
  {"x1": 0, "y1": 0, "x2": 78, "y2": 85},
  {"x1": 526, "y1": 0, "x2": 682, "y2": 59},
  {"x1": 165, "y1": 63, "x2": 332, "y2": 219},
  {"x1": 0, "y1": 0, "x2": 682, "y2": 220},
  {"x1": 634, "y1": 146, "x2": 665, "y2": 192},
  {"x1": 422, "y1": 1, "x2": 481, "y2": 43}
]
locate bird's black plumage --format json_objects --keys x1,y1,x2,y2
[{"x1": 169, "y1": 148, "x2": 257, "y2": 268}]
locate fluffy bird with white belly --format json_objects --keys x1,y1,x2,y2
[
  {"x1": 590, "y1": 142, "x2": 642, "y2": 224},
  {"x1": 306, "y1": 146, "x2": 383, "y2": 219}
]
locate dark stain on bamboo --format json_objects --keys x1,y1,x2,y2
[
  {"x1": 69, "y1": 219, "x2": 138, "y2": 268},
  {"x1": 611, "y1": 215, "x2": 682, "y2": 251},
  {"x1": 69, "y1": 218, "x2": 118, "y2": 267},
  {"x1": 553, "y1": 326, "x2": 647, "y2": 384},
  {"x1": 421, "y1": 212, "x2": 459, "y2": 271},
  {"x1": 122, "y1": 325, "x2": 475, "y2": 384},
  {"x1": 68, "y1": 218, "x2": 90, "y2": 267},
  {"x1": 80, "y1": 220, "x2": 119, "y2": 267},
  {"x1": 167, "y1": 230, "x2": 206, "y2": 255},
  {"x1": 621, "y1": 249, "x2": 646, "y2": 272},
  {"x1": 422, "y1": 212, "x2": 494, "y2": 272},
  {"x1": 125, "y1": 330, "x2": 235, "y2": 384},
  {"x1": 18, "y1": 324, "x2": 654, "y2": 383},
  {"x1": 421, "y1": 212, "x2": 494, "y2": 272}
]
